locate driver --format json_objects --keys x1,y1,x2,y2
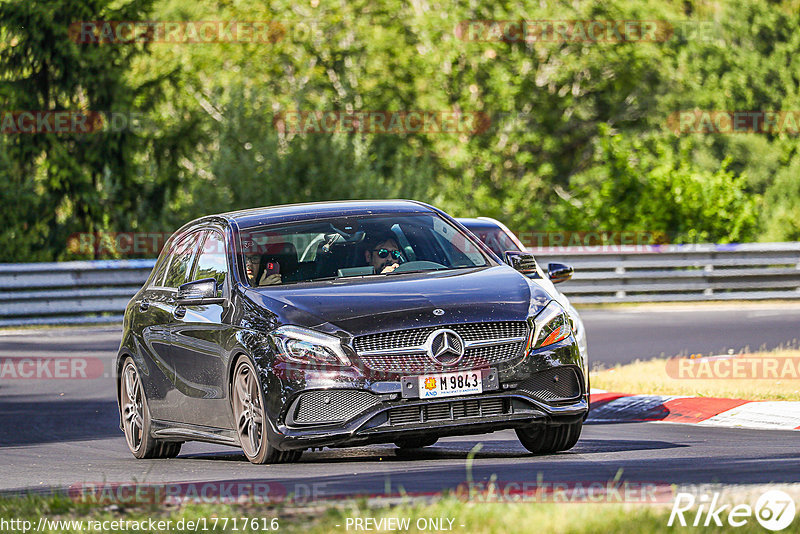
[{"x1": 365, "y1": 233, "x2": 404, "y2": 274}]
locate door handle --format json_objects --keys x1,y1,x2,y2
[{"x1": 138, "y1": 300, "x2": 150, "y2": 312}]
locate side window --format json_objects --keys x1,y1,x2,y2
[
  {"x1": 193, "y1": 231, "x2": 228, "y2": 294},
  {"x1": 163, "y1": 232, "x2": 200, "y2": 288},
  {"x1": 150, "y1": 247, "x2": 171, "y2": 287}
]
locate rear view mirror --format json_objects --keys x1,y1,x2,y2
[
  {"x1": 176, "y1": 278, "x2": 224, "y2": 305},
  {"x1": 504, "y1": 251, "x2": 539, "y2": 276},
  {"x1": 547, "y1": 263, "x2": 574, "y2": 284}
]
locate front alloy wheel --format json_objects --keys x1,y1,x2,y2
[
  {"x1": 120, "y1": 358, "x2": 182, "y2": 459},
  {"x1": 231, "y1": 356, "x2": 301, "y2": 464}
]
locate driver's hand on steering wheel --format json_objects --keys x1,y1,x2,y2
[{"x1": 380, "y1": 263, "x2": 400, "y2": 274}]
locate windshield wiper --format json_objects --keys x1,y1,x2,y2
[{"x1": 386, "y1": 268, "x2": 446, "y2": 275}]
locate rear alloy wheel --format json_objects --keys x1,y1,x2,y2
[
  {"x1": 232, "y1": 356, "x2": 301, "y2": 464},
  {"x1": 120, "y1": 358, "x2": 182, "y2": 459},
  {"x1": 394, "y1": 437, "x2": 439, "y2": 449},
  {"x1": 516, "y1": 422, "x2": 582, "y2": 454}
]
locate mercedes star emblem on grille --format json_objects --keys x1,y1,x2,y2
[{"x1": 425, "y1": 328, "x2": 465, "y2": 366}]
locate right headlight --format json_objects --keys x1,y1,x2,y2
[
  {"x1": 529, "y1": 301, "x2": 572, "y2": 349},
  {"x1": 269, "y1": 326, "x2": 351, "y2": 366}
]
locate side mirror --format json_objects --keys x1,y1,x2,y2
[
  {"x1": 504, "y1": 251, "x2": 539, "y2": 276},
  {"x1": 176, "y1": 278, "x2": 224, "y2": 306},
  {"x1": 547, "y1": 263, "x2": 574, "y2": 284}
]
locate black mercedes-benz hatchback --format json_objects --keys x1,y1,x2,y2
[{"x1": 117, "y1": 200, "x2": 588, "y2": 463}]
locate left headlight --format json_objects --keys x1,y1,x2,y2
[
  {"x1": 270, "y1": 326, "x2": 352, "y2": 366},
  {"x1": 529, "y1": 301, "x2": 572, "y2": 349}
]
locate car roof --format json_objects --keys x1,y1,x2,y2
[
  {"x1": 457, "y1": 217, "x2": 501, "y2": 230},
  {"x1": 217, "y1": 200, "x2": 434, "y2": 229}
]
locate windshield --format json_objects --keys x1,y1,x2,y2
[{"x1": 238, "y1": 213, "x2": 492, "y2": 287}]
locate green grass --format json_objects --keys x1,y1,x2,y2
[{"x1": 0, "y1": 493, "x2": 795, "y2": 533}]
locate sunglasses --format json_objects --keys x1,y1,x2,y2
[{"x1": 372, "y1": 248, "x2": 402, "y2": 260}]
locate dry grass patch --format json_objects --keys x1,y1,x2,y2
[{"x1": 592, "y1": 349, "x2": 800, "y2": 401}]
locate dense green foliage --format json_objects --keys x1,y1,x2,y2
[{"x1": 1, "y1": 0, "x2": 799, "y2": 260}]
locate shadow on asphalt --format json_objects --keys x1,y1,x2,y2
[
  {"x1": 177, "y1": 436, "x2": 686, "y2": 464},
  {"x1": 0, "y1": 400, "x2": 120, "y2": 447}
]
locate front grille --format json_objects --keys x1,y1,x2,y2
[
  {"x1": 354, "y1": 322, "x2": 528, "y2": 373},
  {"x1": 291, "y1": 389, "x2": 381, "y2": 425},
  {"x1": 389, "y1": 405, "x2": 422, "y2": 425},
  {"x1": 517, "y1": 367, "x2": 582, "y2": 402},
  {"x1": 388, "y1": 398, "x2": 508, "y2": 426},
  {"x1": 355, "y1": 322, "x2": 528, "y2": 352}
]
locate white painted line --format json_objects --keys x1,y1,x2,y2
[{"x1": 698, "y1": 401, "x2": 800, "y2": 430}]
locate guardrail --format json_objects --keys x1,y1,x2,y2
[
  {"x1": 534, "y1": 242, "x2": 800, "y2": 304},
  {"x1": 0, "y1": 243, "x2": 798, "y2": 326},
  {"x1": 0, "y1": 260, "x2": 155, "y2": 327}
]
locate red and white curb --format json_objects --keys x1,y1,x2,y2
[{"x1": 588, "y1": 390, "x2": 800, "y2": 431}]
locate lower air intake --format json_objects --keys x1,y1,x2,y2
[
  {"x1": 388, "y1": 397, "x2": 508, "y2": 426},
  {"x1": 517, "y1": 367, "x2": 582, "y2": 402},
  {"x1": 291, "y1": 389, "x2": 381, "y2": 424}
]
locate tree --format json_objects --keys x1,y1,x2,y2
[{"x1": 0, "y1": 0, "x2": 196, "y2": 260}]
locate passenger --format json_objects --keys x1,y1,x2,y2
[
  {"x1": 364, "y1": 233, "x2": 404, "y2": 274},
  {"x1": 244, "y1": 253, "x2": 261, "y2": 285},
  {"x1": 245, "y1": 253, "x2": 282, "y2": 286}
]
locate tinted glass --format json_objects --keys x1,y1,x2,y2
[
  {"x1": 238, "y1": 213, "x2": 491, "y2": 286},
  {"x1": 193, "y1": 231, "x2": 228, "y2": 292},
  {"x1": 150, "y1": 247, "x2": 171, "y2": 287},
  {"x1": 464, "y1": 225, "x2": 523, "y2": 257},
  {"x1": 163, "y1": 232, "x2": 200, "y2": 288}
]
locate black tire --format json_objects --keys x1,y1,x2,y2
[
  {"x1": 120, "y1": 357, "x2": 183, "y2": 459},
  {"x1": 515, "y1": 422, "x2": 582, "y2": 454},
  {"x1": 394, "y1": 436, "x2": 439, "y2": 449},
  {"x1": 231, "y1": 356, "x2": 302, "y2": 464}
]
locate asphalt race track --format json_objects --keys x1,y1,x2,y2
[
  {"x1": 580, "y1": 303, "x2": 800, "y2": 365},
  {"x1": 1, "y1": 303, "x2": 800, "y2": 496}
]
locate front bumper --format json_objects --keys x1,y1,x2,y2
[
  {"x1": 270, "y1": 390, "x2": 587, "y2": 450},
  {"x1": 263, "y1": 337, "x2": 588, "y2": 450}
]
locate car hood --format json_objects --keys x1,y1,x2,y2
[{"x1": 242, "y1": 266, "x2": 552, "y2": 337}]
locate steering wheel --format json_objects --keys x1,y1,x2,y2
[{"x1": 393, "y1": 260, "x2": 447, "y2": 273}]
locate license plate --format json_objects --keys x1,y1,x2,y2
[{"x1": 418, "y1": 370, "x2": 482, "y2": 399}]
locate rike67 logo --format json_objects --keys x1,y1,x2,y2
[{"x1": 669, "y1": 490, "x2": 795, "y2": 531}]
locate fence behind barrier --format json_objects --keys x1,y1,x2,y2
[{"x1": 0, "y1": 243, "x2": 798, "y2": 326}]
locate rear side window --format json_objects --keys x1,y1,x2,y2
[
  {"x1": 193, "y1": 231, "x2": 228, "y2": 293},
  {"x1": 163, "y1": 232, "x2": 200, "y2": 288}
]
